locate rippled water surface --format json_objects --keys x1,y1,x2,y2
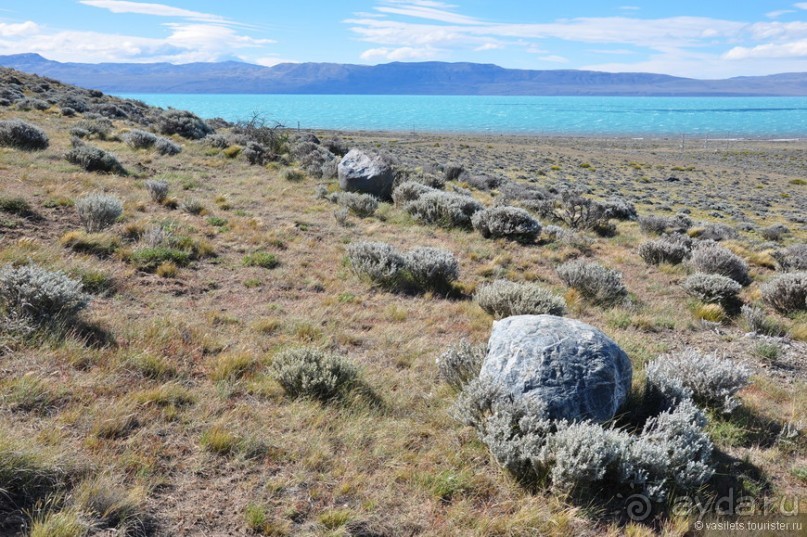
[{"x1": 117, "y1": 94, "x2": 807, "y2": 137}]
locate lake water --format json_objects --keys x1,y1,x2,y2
[{"x1": 116, "y1": 94, "x2": 807, "y2": 138}]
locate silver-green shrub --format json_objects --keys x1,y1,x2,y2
[
  {"x1": 772, "y1": 244, "x2": 807, "y2": 271},
  {"x1": 436, "y1": 339, "x2": 485, "y2": 391},
  {"x1": 270, "y1": 347, "x2": 358, "y2": 401},
  {"x1": 740, "y1": 305, "x2": 785, "y2": 336},
  {"x1": 557, "y1": 259, "x2": 627, "y2": 306},
  {"x1": 144, "y1": 180, "x2": 169, "y2": 203},
  {"x1": 65, "y1": 144, "x2": 126, "y2": 175},
  {"x1": 645, "y1": 349, "x2": 750, "y2": 412},
  {"x1": 75, "y1": 193, "x2": 123, "y2": 232},
  {"x1": 0, "y1": 119, "x2": 49, "y2": 151},
  {"x1": 690, "y1": 241, "x2": 750, "y2": 285},
  {"x1": 403, "y1": 246, "x2": 459, "y2": 292},
  {"x1": 331, "y1": 192, "x2": 379, "y2": 217},
  {"x1": 0, "y1": 264, "x2": 89, "y2": 323},
  {"x1": 392, "y1": 181, "x2": 435, "y2": 206},
  {"x1": 157, "y1": 109, "x2": 212, "y2": 140},
  {"x1": 622, "y1": 399, "x2": 714, "y2": 500},
  {"x1": 404, "y1": 191, "x2": 483, "y2": 229},
  {"x1": 761, "y1": 271, "x2": 807, "y2": 313},
  {"x1": 155, "y1": 137, "x2": 181, "y2": 156},
  {"x1": 638, "y1": 238, "x2": 690, "y2": 265},
  {"x1": 453, "y1": 378, "x2": 714, "y2": 499},
  {"x1": 682, "y1": 272, "x2": 742, "y2": 305},
  {"x1": 122, "y1": 129, "x2": 157, "y2": 149},
  {"x1": 474, "y1": 279, "x2": 566, "y2": 318},
  {"x1": 471, "y1": 206, "x2": 542, "y2": 243},
  {"x1": 347, "y1": 241, "x2": 406, "y2": 290}
]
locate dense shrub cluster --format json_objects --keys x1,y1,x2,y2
[
  {"x1": 144, "y1": 180, "x2": 169, "y2": 203},
  {"x1": 550, "y1": 190, "x2": 611, "y2": 232},
  {"x1": 761, "y1": 272, "x2": 807, "y2": 313},
  {"x1": 65, "y1": 143, "x2": 126, "y2": 175},
  {"x1": 474, "y1": 279, "x2": 566, "y2": 318},
  {"x1": 690, "y1": 241, "x2": 750, "y2": 285},
  {"x1": 601, "y1": 197, "x2": 637, "y2": 220},
  {"x1": 75, "y1": 193, "x2": 123, "y2": 232},
  {"x1": 0, "y1": 264, "x2": 89, "y2": 324},
  {"x1": 70, "y1": 117, "x2": 113, "y2": 140},
  {"x1": 682, "y1": 273, "x2": 742, "y2": 306},
  {"x1": 155, "y1": 137, "x2": 181, "y2": 156},
  {"x1": 638, "y1": 214, "x2": 692, "y2": 235},
  {"x1": 557, "y1": 259, "x2": 627, "y2": 306},
  {"x1": 157, "y1": 109, "x2": 212, "y2": 140},
  {"x1": 0, "y1": 119, "x2": 49, "y2": 150},
  {"x1": 436, "y1": 339, "x2": 485, "y2": 391},
  {"x1": 697, "y1": 223, "x2": 738, "y2": 242},
  {"x1": 392, "y1": 181, "x2": 436, "y2": 206},
  {"x1": 404, "y1": 191, "x2": 483, "y2": 229},
  {"x1": 453, "y1": 379, "x2": 714, "y2": 500},
  {"x1": 123, "y1": 129, "x2": 157, "y2": 149},
  {"x1": 645, "y1": 350, "x2": 750, "y2": 412},
  {"x1": 772, "y1": 243, "x2": 807, "y2": 271},
  {"x1": 740, "y1": 305, "x2": 785, "y2": 336},
  {"x1": 330, "y1": 192, "x2": 378, "y2": 217},
  {"x1": 472, "y1": 206, "x2": 542, "y2": 243},
  {"x1": 638, "y1": 237, "x2": 691, "y2": 265},
  {"x1": 270, "y1": 347, "x2": 358, "y2": 401},
  {"x1": 347, "y1": 241, "x2": 459, "y2": 293}
]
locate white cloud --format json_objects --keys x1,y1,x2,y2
[
  {"x1": 360, "y1": 46, "x2": 439, "y2": 60},
  {"x1": 766, "y1": 10, "x2": 795, "y2": 19},
  {"x1": 619, "y1": 6, "x2": 640, "y2": 11},
  {"x1": 79, "y1": 1, "x2": 227, "y2": 23},
  {"x1": 724, "y1": 39, "x2": 807, "y2": 60},
  {"x1": 0, "y1": 21, "x2": 39, "y2": 36},
  {"x1": 796, "y1": 3, "x2": 807, "y2": 9}
]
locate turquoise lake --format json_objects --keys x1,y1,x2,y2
[{"x1": 116, "y1": 94, "x2": 807, "y2": 138}]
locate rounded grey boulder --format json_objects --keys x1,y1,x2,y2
[
  {"x1": 480, "y1": 315, "x2": 632, "y2": 423},
  {"x1": 338, "y1": 149, "x2": 395, "y2": 200}
]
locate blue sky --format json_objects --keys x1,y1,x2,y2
[{"x1": 0, "y1": 1, "x2": 806, "y2": 77}]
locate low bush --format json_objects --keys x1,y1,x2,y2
[
  {"x1": 436, "y1": 340, "x2": 485, "y2": 391},
  {"x1": 557, "y1": 259, "x2": 627, "y2": 306},
  {"x1": 740, "y1": 305, "x2": 785, "y2": 336},
  {"x1": 75, "y1": 193, "x2": 123, "y2": 232},
  {"x1": 0, "y1": 119, "x2": 49, "y2": 150},
  {"x1": 347, "y1": 241, "x2": 459, "y2": 294},
  {"x1": 155, "y1": 137, "x2": 181, "y2": 156},
  {"x1": 122, "y1": 129, "x2": 157, "y2": 149},
  {"x1": 638, "y1": 213, "x2": 692, "y2": 235},
  {"x1": 346, "y1": 241, "x2": 406, "y2": 290},
  {"x1": 0, "y1": 197, "x2": 35, "y2": 218},
  {"x1": 270, "y1": 347, "x2": 358, "y2": 401},
  {"x1": 243, "y1": 252, "x2": 279, "y2": 269},
  {"x1": 157, "y1": 109, "x2": 212, "y2": 140},
  {"x1": 682, "y1": 272, "x2": 742, "y2": 306},
  {"x1": 404, "y1": 191, "x2": 483, "y2": 229},
  {"x1": 0, "y1": 264, "x2": 89, "y2": 324},
  {"x1": 331, "y1": 192, "x2": 379, "y2": 217},
  {"x1": 645, "y1": 349, "x2": 750, "y2": 412},
  {"x1": 144, "y1": 180, "x2": 169, "y2": 203},
  {"x1": 243, "y1": 142, "x2": 267, "y2": 165},
  {"x1": 392, "y1": 181, "x2": 436, "y2": 206},
  {"x1": 772, "y1": 243, "x2": 807, "y2": 271},
  {"x1": 551, "y1": 190, "x2": 609, "y2": 231},
  {"x1": 129, "y1": 247, "x2": 192, "y2": 272},
  {"x1": 638, "y1": 238, "x2": 691, "y2": 265},
  {"x1": 761, "y1": 271, "x2": 807, "y2": 313},
  {"x1": 65, "y1": 143, "x2": 126, "y2": 175},
  {"x1": 70, "y1": 117, "x2": 113, "y2": 140},
  {"x1": 690, "y1": 241, "x2": 750, "y2": 285},
  {"x1": 474, "y1": 279, "x2": 566, "y2": 318},
  {"x1": 472, "y1": 206, "x2": 542, "y2": 243},
  {"x1": 403, "y1": 246, "x2": 459, "y2": 292},
  {"x1": 453, "y1": 379, "x2": 714, "y2": 500},
  {"x1": 698, "y1": 223, "x2": 737, "y2": 242}
]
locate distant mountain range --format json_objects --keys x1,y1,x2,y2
[{"x1": 1, "y1": 53, "x2": 806, "y2": 96}]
